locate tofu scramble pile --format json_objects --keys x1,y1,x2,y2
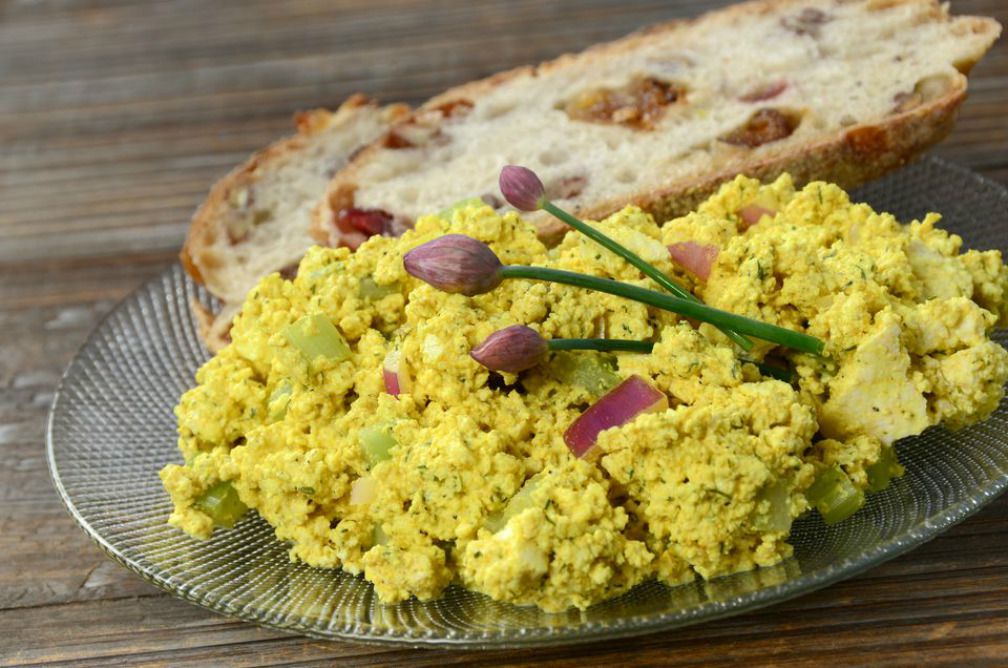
[{"x1": 161, "y1": 174, "x2": 1008, "y2": 612}]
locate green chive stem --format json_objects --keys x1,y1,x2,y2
[
  {"x1": 500, "y1": 265, "x2": 824, "y2": 355},
  {"x1": 547, "y1": 338, "x2": 655, "y2": 353},
  {"x1": 750, "y1": 360, "x2": 794, "y2": 383},
  {"x1": 549, "y1": 337, "x2": 794, "y2": 381},
  {"x1": 541, "y1": 200, "x2": 753, "y2": 351}
]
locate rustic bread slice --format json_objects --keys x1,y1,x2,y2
[
  {"x1": 181, "y1": 95, "x2": 410, "y2": 350},
  {"x1": 312, "y1": 0, "x2": 999, "y2": 245}
]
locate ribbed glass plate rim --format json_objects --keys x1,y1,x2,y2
[{"x1": 47, "y1": 156, "x2": 1008, "y2": 648}]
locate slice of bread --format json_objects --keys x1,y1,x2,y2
[
  {"x1": 181, "y1": 95, "x2": 410, "y2": 350},
  {"x1": 312, "y1": 0, "x2": 1000, "y2": 245}
]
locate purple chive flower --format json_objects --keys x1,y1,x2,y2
[
  {"x1": 403, "y1": 234, "x2": 504, "y2": 296},
  {"x1": 499, "y1": 165, "x2": 547, "y2": 212},
  {"x1": 470, "y1": 325, "x2": 549, "y2": 373}
]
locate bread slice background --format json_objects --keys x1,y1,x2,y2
[
  {"x1": 180, "y1": 0, "x2": 999, "y2": 351},
  {"x1": 180, "y1": 95, "x2": 409, "y2": 350},
  {"x1": 313, "y1": 0, "x2": 1000, "y2": 243}
]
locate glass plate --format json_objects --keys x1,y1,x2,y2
[{"x1": 47, "y1": 157, "x2": 1008, "y2": 648}]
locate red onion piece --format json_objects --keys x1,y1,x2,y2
[
  {"x1": 738, "y1": 204, "x2": 776, "y2": 229},
  {"x1": 668, "y1": 241, "x2": 719, "y2": 280},
  {"x1": 564, "y1": 375, "x2": 668, "y2": 458},
  {"x1": 382, "y1": 350, "x2": 411, "y2": 396},
  {"x1": 383, "y1": 368, "x2": 400, "y2": 395}
]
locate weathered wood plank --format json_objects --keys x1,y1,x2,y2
[{"x1": 3, "y1": 565, "x2": 1007, "y2": 666}]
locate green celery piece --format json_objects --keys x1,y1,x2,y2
[
  {"x1": 267, "y1": 380, "x2": 292, "y2": 422},
  {"x1": 283, "y1": 313, "x2": 350, "y2": 362},
  {"x1": 753, "y1": 479, "x2": 791, "y2": 532},
  {"x1": 437, "y1": 197, "x2": 487, "y2": 220},
  {"x1": 372, "y1": 523, "x2": 390, "y2": 547},
  {"x1": 551, "y1": 352, "x2": 621, "y2": 395},
  {"x1": 819, "y1": 485, "x2": 865, "y2": 525},
  {"x1": 805, "y1": 466, "x2": 844, "y2": 507},
  {"x1": 808, "y1": 466, "x2": 865, "y2": 525},
  {"x1": 485, "y1": 474, "x2": 544, "y2": 532},
  {"x1": 358, "y1": 277, "x2": 396, "y2": 300},
  {"x1": 358, "y1": 425, "x2": 398, "y2": 468},
  {"x1": 866, "y1": 443, "x2": 902, "y2": 493},
  {"x1": 196, "y1": 481, "x2": 248, "y2": 528}
]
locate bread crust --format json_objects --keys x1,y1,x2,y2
[{"x1": 312, "y1": 0, "x2": 1000, "y2": 243}]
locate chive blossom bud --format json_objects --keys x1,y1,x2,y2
[
  {"x1": 403, "y1": 234, "x2": 504, "y2": 296},
  {"x1": 470, "y1": 325, "x2": 549, "y2": 373},
  {"x1": 499, "y1": 165, "x2": 547, "y2": 212}
]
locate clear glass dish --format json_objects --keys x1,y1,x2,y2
[{"x1": 47, "y1": 157, "x2": 1008, "y2": 648}]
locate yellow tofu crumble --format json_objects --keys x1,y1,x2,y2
[{"x1": 161, "y1": 174, "x2": 1008, "y2": 611}]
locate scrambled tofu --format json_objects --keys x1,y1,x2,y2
[{"x1": 161, "y1": 174, "x2": 1008, "y2": 612}]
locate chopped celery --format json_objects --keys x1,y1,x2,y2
[
  {"x1": 358, "y1": 277, "x2": 396, "y2": 300},
  {"x1": 372, "y1": 523, "x2": 390, "y2": 547},
  {"x1": 283, "y1": 313, "x2": 350, "y2": 362},
  {"x1": 806, "y1": 466, "x2": 844, "y2": 506},
  {"x1": 196, "y1": 481, "x2": 248, "y2": 528},
  {"x1": 551, "y1": 352, "x2": 621, "y2": 395},
  {"x1": 866, "y1": 443, "x2": 902, "y2": 493},
  {"x1": 267, "y1": 380, "x2": 292, "y2": 421},
  {"x1": 753, "y1": 479, "x2": 791, "y2": 532},
  {"x1": 485, "y1": 474, "x2": 543, "y2": 532},
  {"x1": 437, "y1": 196, "x2": 486, "y2": 220},
  {"x1": 358, "y1": 424, "x2": 398, "y2": 468},
  {"x1": 819, "y1": 484, "x2": 865, "y2": 525},
  {"x1": 807, "y1": 466, "x2": 864, "y2": 525}
]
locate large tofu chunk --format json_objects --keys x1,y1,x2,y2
[{"x1": 820, "y1": 313, "x2": 929, "y2": 445}]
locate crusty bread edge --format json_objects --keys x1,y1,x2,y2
[{"x1": 191, "y1": 299, "x2": 238, "y2": 354}]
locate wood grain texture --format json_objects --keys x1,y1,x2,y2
[{"x1": 2, "y1": 0, "x2": 1006, "y2": 665}]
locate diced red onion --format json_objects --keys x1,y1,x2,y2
[
  {"x1": 564, "y1": 375, "x2": 668, "y2": 458},
  {"x1": 383, "y1": 349, "x2": 411, "y2": 396},
  {"x1": 738, "y1": 204, "x2": 776, "y2": 230},
  {"x1": 667, "y1": 241, "x2": 719, "y2": 280},
  {"x1": 350, "y1": 475, "x2": 377, "y2": 505}
]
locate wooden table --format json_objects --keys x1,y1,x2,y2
[{"x1": 3, "y1": 0, "x2": 1007, "y2": 664}]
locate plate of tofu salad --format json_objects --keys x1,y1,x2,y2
[{"x1": 48, "y1": 0, "x2": 1008, "y2": 647}]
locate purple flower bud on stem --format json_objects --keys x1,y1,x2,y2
[
  {"x1": 470, "y1": 325, "x2": 549, "y2": 373},
  {"x1": 499, "y1": 165, "x2": 547, "y2": 212},
  {"x1": 403, "y1": 234, "x2": 504, "y2": 296}
]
